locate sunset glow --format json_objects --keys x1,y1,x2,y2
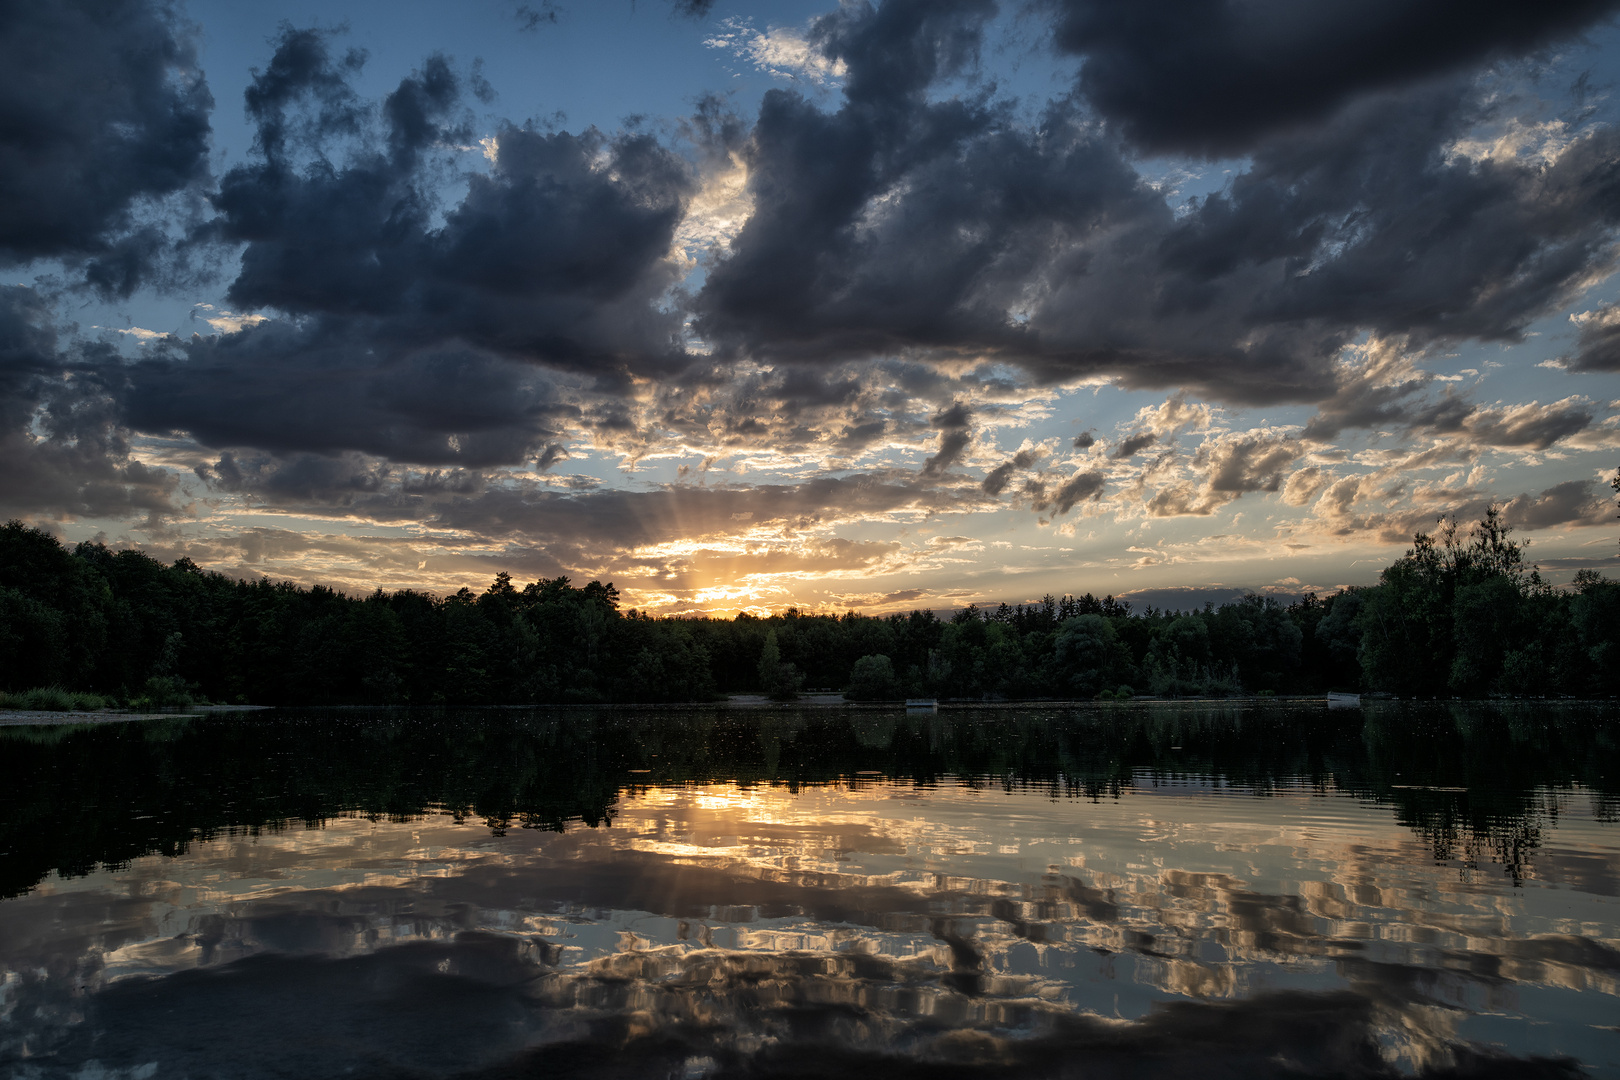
[{"x1": 2, "y1": 0, "x2": 1618, "y2": 611}]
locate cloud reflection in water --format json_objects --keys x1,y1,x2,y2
[{"x1": 2, "y1": 764, "x2": 1616, "y2": 1078}]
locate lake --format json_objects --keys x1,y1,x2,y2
[{"x1": 0, "y1": 701, "x2": 1616, "y2": 1079}]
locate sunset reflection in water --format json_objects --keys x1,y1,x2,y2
[{"x1": 0, "y1": 704, "x2": 1617, "y2": 1078}]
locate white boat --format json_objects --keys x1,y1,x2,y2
[{"x1": 1326, "y1": 692, "x2": 1361, "y2": 709}]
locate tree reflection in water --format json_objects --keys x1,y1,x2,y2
[{"x1": 0, "y1": 701, "x2": 1615, "y2": 1078}]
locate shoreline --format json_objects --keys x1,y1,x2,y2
[
  {"x1": 5, "y1": 695, "x2": 1614, "y2": 726},
  {"x1": 0, "y1": 704, "x2": 272, "y2": 727}
]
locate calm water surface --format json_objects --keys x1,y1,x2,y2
[{"x1": 1, "y1": 702, "x2": 1617, "y2": 1079}]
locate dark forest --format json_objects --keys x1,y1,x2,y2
[{"x1": 2, "y1": 507, "x2": 1618, "y2": 707}]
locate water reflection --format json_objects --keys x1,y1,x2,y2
[{"x1": 0, "y1": 702, "x2": 1616, "y2": 1078}]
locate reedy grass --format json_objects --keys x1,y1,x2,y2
[{"x1": 0, "y1": 687, "x2": 110, "y2": 711}]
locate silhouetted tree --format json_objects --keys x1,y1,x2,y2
[
  {"x1": 1357, "y1": 507, "x2": 1557, "y2": 697},
  {"x1": 0, "y1": 510, "x2": 1603, "y2": 705},
  {"x1": 756, "y1": 629, "x2": 802, "y2": 700},
  {"x1": 845, "y1": 654, "x2": 902, "y2": 700}
]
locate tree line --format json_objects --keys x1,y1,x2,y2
[{"x1": 1, "y1": 505, "x2": 1617, "y2": 706}]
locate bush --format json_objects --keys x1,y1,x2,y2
[
  {"x1": 128, "y1": 676, "x2": 196, "y2": 711},
  {"x1": 845, "y1": 654, "x2": 903, "y2": 700},
  {"x1": 757, "y1": 630, "x2": 803, "y2": 701},
  {"x1": 0, "y1": 686, "x2": 109, "y2": 711}
]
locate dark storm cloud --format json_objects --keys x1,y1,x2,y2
[
  {"x1": 1051, "y1": 76, "x2": 1620, "y2": 408},
  {"x1": 1047, "y1": 0, "x2": 1620, "y2": 156},
  {"x1": 1502, "y1": 479, "x2": 1610, "y2": 530},
  {"x1": 123, "y1": 321, "x2": 576, "y2": 468},
  {"x1": 1299, "y1": 343, "x2": 1607, "y2": 454},
  {"x1": 1109, "y1": 432, "x2": 1157, "y2": 460},
  {"x1": 695, "y1": 0, "x2": 1160, "y2": 378},
  {"x1": 0, "y1": 288, "x2": 56, "y2": 434},
  {"x1": 0, "y1": 288, "x2": 176, "y2": 520},
  {"x1": 195, "y1": 451, "x2": 394, "y2": 507},
  {"x1": 1164, "y1": 85, "x2": 1620, "y2": 345},
  {"x1": 1048, "y1": 469, "x2": 1105, "y2": 514},
  {"x1": 922, "y1": 401, "x2": 972, "y2": 477},
  {"x1": 195, "y1": 452, "x2": 499, "y2": 516},
  {"x1": 41, "y1": 0, "x2": 1591, "y2": 505},
  {"x1": 535, "y1": 443, "x2": 569, "y2": 472},
  {"x1": 0, "y1": 18, "x2": 701, "y2": 531},
  {"x1": 0, "y1": 0, "x2": 212, "y2": 293},
  {"x1": 5, "y1": 0, "x2": 1620, "y2": 555},
  {"x1": 1409, "y1": 393, "x2": 1597, "y2": 450},
  {"x1": 695, "y1": 0, "x2": 1620, "y2": 409},
  {"x1": 74, "y1": 23, "x2": 700, "y2": 484},
  {"x1": 1072, "y1": 432, "x2": 1095, "y2": 449},
  {"x1": 211, "y1": 28, "x2": 693, "y2": 379},
  {"x1": 980, "y1": 450, "x2": 1035, "y2": 496},
  {"x1": 1301, "y1": 354, "x2": 1431, "y2": 442},
  {"x1": 239, "y1": 26, "x2": 369, "y2": 158},
  {"x1": 1565, "y1": 305, "x2": 1620, "y2": 371}
]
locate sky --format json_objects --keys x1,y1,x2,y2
[{"x1": 4, "y1": 0, "x2": 1620, "y2": 615}]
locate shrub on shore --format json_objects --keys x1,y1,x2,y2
[
  {"x1": 0, "y1": 687, "x2": 109, "y2": 712},
  {"x1": 128, "y1": 676, "x2": 196, "y2": 712}
]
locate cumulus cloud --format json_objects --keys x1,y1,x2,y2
[
  {"x1": 191, "y1": 306, "x2": 268, "y2": 334},
  {"x1": 1302, "y1": 339, "x2": 1432, "y2": 441},
  {"x1": 0, "y1": 0, "x2": 213, "y2": 293},
  {"x1": 1565, "y1": 304, "x2": 1620, "y2": 372},
  {"x1": 3, "y1": 0, "x2": 1619, "y2": 601},
  {"x1": 1280, "y1": 466, "x2": 1330, "y2": 507},
  {"x1": 1297, "y1": 470, "x2": 1610, "y2": 544},
  {"x1": 921, "y1": 401, "x2": 973, "y2": 477},
  {"x1": 1047, "y1": 0, "x2": 1620, "y2": 156},
  {"x1": 981, "y1": 449, "x2": 1036, "y2": 496},
  {"x1": 705, "y1": 18, "x2": 849, "y2": 86},
  {"x1": 1411, "y1": 394, "x2": 1597, "y2": 451},
  {"x1": 1202, "y1": 431, "x2": 1303, "y2": 494},
  {"x1": 694, "y1": 0, "x2": 1620, "y2": 409},
  {"x1": 1109, "y1": 432, "x2": 1157, "y2": 460},
  {"x1": 210, "y1": 29, "x2": 694, "y2": 382},
  {"x1": 0, "y1": 287, "x2": 179, "y2": 521},
  {"x1": 1311, "y1": 475, "x2": 1372, "y2": 532},
  {"x1": 126, "y1": 322, "x2": 578, "y2": 468},
  {"x1": 44, "y1": 23, "x2": 708, "y2": 500},
  {"x1": 1501, "y1": 478, "x2": 1611, "y2": 530},
  {"x1": 1143, "y1": 429, "x2": 1304, "y2": 517},
  {"x1": 1134, "y1": 392, "x2": 1212, "y2": 436},
  {"x1": 1300, "y1": 336, "x2": 1607, "y2": 456},
  {"x1": 1047, "y1": 470, "x2": 1106, "y2": 514}
]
